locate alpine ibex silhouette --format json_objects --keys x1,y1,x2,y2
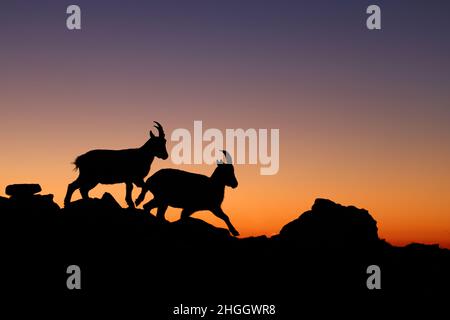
[
  {"x1": 64, "y1": 122, "x2": 168, "y2": 208},
  {"x1": 135, "y1": 150, "x2": 240, "y2": 236}
]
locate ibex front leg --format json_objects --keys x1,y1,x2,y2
[
  {"x1": 134, "y1": 179, "x2": 147, "y2": 206},
  {"x1": 125, "y1": 182, "x2": 135, "y2": 208},
  {"x1": 64, "y1": 179, "x2": 80, "y2": 206},
  {"x1": 212, "y1": 207, "x2": 240, "y2": 237}
]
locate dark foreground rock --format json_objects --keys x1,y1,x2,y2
[{"x1": 0, "y1": 192, "x2": 449, "y2": 316}]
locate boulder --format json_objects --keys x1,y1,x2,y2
[
  {"x1": 5, "y1": 184, "x2": 42, "y2": 198},
  {"x1": 279, "y1": 198, "x2": 379, "y2": 249}
]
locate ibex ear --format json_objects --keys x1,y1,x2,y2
[{"x1": 150, "y1": 130, "x2": 156, "y2": 139}]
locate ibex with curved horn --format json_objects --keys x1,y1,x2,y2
[
  {"x1": 64, "y1": 122, "x2": 168, "y2": 208},
  {"x1": 135, "y1": 150, "x2": 240, "y2": 236}
]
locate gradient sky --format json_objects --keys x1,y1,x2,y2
[{"x1": 1, "y1": 1, "x2": 449, "y2": 247}]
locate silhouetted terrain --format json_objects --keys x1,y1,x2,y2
[{"x1": 1, "y1": 184, "x2": 449, "y2": 317}]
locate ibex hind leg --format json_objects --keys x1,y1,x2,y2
[
  {"x1": 135, "y1": 187, "x2": 148, "y2": 206},
  {"x1": 156, "y1": 204, "x2": 169, "y2": 221},
  {"x1": 180, "y1": 208, "x2": 196, "y2": 220},
  {"x1": 80, "y1": 181, "x2": 97, "y2": 200},
  {"x1": 142, "y1": 198, "x2": 158, "y2": 214}
]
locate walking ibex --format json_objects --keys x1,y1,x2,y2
[
  {"x1": 64, "y1": 122, "x2": 168, "y2": 208},
  {"x1": 135, "y1": 150, "x2": 240, "y2": 236}
]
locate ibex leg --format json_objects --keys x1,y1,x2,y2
[
  {"x1": 80, "y1": 181, "x2": 97, "y2": 200},
  {"x1": 125, "y1": 182, "x2": 134, "y2": 208},
  {"x1": 135, "y1": 185, "x2": 148, "y2": 206},
  {"x1": 142, "y1": 198, "x2": 158, "y2": 213},
  {"x1": 156, "y1": 204, "x2": 168, "y2": 221},
  {"x1": 212, "y1": 207, "x2": 240, "y2": 236},
  {"x1": 180, "y1": 208, "x2": 196, "y2": 220},
  {"x1": 64, "y1": 179, "x2": 80, "y2": 206}
]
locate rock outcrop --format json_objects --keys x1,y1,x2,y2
[
  {"x1": 1, "y1": 183, "x2": 60, "y2": 216},
  {"x1": 278, "y1": 198, "x2": 379, "y2": 249}
]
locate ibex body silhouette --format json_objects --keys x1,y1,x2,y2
[
  {"x1": 135, "y1": 150, "x2": 240, "y2": 236},
  {"x1": 64, "y1": 122, "x2": 168, "y2": 208}
]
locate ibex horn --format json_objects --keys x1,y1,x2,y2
[
  {"x1": 153, "y1": 121, "x2": 165, "y2": 138},
  {"x1": 222, "y1": 150, "x2": 233, "y2": 164}
]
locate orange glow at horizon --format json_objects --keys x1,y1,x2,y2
[
  {"x1": 1, "y1": 1, "x2": 450, "y2": 249},
  {"x1": 1, "y1": 111, "x2": 449, "y2": 249}
]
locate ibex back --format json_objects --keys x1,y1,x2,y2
[{"x1": 64, "y1": 122, "x2": 168, "y2": 208}]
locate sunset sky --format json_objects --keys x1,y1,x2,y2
[{"x1": 1, "y1": 1, "x2": 449, "y2": 248}]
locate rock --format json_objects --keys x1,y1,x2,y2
[
  {"x1": 169, "y1": 217, "x2": 235, "y2": 243},
  {"x1": 2, "y1": 186, "x2": 450, "y2": 305},
  {"x1": 5, "y1": 184, "x2": 42, "y2": 198},
  {"x1": 0, "y1": 196, "x2": 11, "y2": 210},
  {"x1": 279, "y1": 198, "x2": 379, "y2": 249},
  {"x1": 101, "y1": 192, "x2": 122, "y2": 209}
]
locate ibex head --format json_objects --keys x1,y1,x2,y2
[
  {"x1": 215, "y1": 150, "x2": 238, "y2": 188},
  {"x1": 148, "y1": 121, "x2": 169, "y2": 160}
]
